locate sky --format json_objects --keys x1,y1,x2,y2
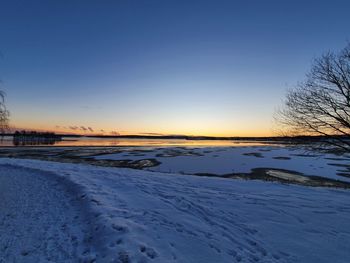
[{"x1": 0, "y1": 0, "x2": 349, "y2": 136}]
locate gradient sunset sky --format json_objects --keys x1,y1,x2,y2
[{"x1": 0, "y1": 0, "x2": 349, "y2": 136}]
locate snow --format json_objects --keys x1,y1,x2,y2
[
  {"x1": 94, "y1": 146, "x2": 350, "y2": 182},
  {"x1": 1, "y1": 158, "x2": 350, "y2": 262},
  {"x1": 0, "y1": 165, "x2": 97, "y2": 262}
]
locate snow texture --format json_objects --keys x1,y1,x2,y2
[{"x1": 0, "y1": 158, "x2": 350, "y2": 263}]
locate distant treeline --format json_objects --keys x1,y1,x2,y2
[
  {"x1": 83, "y1": 134, "x2": 350, "y2": 143},
  {"x1": 1, "y1": 131, "x2": 348, "y2": 144},
  {"x1": 13, "y1": 130, "x2": 62, "y2": 139},
  {"x1": 12, "y1": 131, "x2": 62, "y2": 146},
  {"x1": 5, "y1": 132, "x2": 348, "y2": 142}
]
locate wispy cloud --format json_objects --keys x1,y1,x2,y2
[
  {"x1": 56, "y1": 125, "x2": 99, "y2": 134},
  {"x1": 139, "y1": 132, "x2": 165, "y2": 136}
]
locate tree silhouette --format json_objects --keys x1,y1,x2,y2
[
  {"x1": 0, "y1": 91, "x2": 9, "y2": 134},
  {"x1": 277, "y1": 43, "x2": 350, "y2": 151}
]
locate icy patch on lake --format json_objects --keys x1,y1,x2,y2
[
  {"x1": 266, "y1": 170, "x2": 310, "y2": 183},
  {"x1": 94, "y1": 146, "x2": 350, "y2": 182}
]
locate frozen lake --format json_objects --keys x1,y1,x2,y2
[
  {"x1": 93, "y1": 145, "x2": 350, "y2": 183},
  {"x1": 1, "y1": 137, "x2": 349, "y2": 185}
]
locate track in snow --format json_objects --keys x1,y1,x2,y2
[{"x1": 0, "y1": 165, "x2": 96, "y2": 262}]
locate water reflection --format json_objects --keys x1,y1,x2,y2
[
  {"x1": 13, "y1": 136, "x2": 62, "y2": 146},
  {"x1": 0, "y1": 136, "x2": 283, "y2": 147}
]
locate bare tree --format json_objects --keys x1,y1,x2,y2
[
  {"x1": 0, "y1": 91, "x2": 9, "y2": 134},
  {"x1": 277, "y1": 43, "x2": 350, "y2": 151}
]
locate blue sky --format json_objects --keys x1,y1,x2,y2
[{"x1": 0, "y1": 0, "x2": 349, "y2": 136}]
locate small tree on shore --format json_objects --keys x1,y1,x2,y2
[
  {"x1": 277, "y1": 43, "x2": 350, "y2": 151},
  {"x1": 0, "y1": 91, "x2": 9, "y2": 133}
]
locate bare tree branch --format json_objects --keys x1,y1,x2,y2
[
  {"x1": 0, "y1": 90, "x2": 9, "y2": 133},
  {"x1": 276, "y1": 43, "x2": 350, "y2": 152}
]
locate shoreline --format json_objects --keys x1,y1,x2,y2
[{"x1": 0, "y1": 145, "x2": 349, "y2": 188}]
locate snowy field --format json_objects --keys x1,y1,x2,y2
[{"x1": 0, "y1": 158, "x2": 350, "y2": 262}]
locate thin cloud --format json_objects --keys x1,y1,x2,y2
[{"x1": 139, "y1": 132, "x2": 165, "y2": 136}]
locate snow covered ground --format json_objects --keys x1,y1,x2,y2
[
  {"x1": 0, "y1": 164, "x2": 97, "y2": 262},
  {"x1": 94, "y1": 146, "x2": 350, "y2": 182},
  {"x1": 1, "y1": 158, "x2": 350, "y2": 262}
]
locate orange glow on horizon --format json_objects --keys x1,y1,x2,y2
[{"x1": 9, "y1": 120, "x2": 275, "y2": 137}]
